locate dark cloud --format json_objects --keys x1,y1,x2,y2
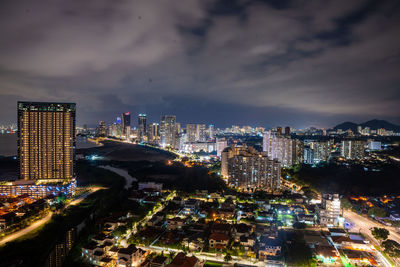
[{"x1": 0, "y1": 0, "x2": 399, "y2": 128}]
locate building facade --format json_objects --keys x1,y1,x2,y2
[
  {"x1": 18, "y1": 102, "x2": 76, "y2": 181},
  {"x1": 121, "y1": 112, "x2": 131, "y2": 135},
  {"x1": 317, "y1": 194, "x2": 341, "y2": 226},
  {"x1": 138, "y1": 114, "x2": 147, "y2": 142},
  {"x1": 341, "y1": 140, "x2": 365, "y2": 160},
  {"x1": 262, "y1": 130, "x2": 303, "y2": 166},
  {"x1": 222, "y1": 145, "x2": 281, "y2": 192},
  {"x1": 160, "y1": 115, "x2": 178, "y2": 149}
]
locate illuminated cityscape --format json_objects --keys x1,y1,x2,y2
[{"x1": 1, "y1": 1, "x2": 400, "y2": 267}]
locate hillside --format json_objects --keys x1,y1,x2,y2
[{"x1": 333, "y1": 119, "x2": 400, "y2": 132}]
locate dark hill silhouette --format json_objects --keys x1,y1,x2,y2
[{"x1": 333, "y1": 119, "x2": 400, "y2": 132}]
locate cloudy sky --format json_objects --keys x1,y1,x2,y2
[{"x1": 0, "y1": 0, "x2": 399, "y2": 128}]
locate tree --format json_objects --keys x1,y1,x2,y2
[
  {"x1": 371, "y1": 227, "x2": 389, "y2": 241},
  {"x1": 341, "y1": 197, "x2": 352, "y2": 210},
  {"x1": 112, "y1": 225, "x2": 128, "y2": 237},
  {"x1": 293, "y1": 222, "x2": 307, "y2": 229},
  {"x1": 224, "y1": 253, "x2": 232, "y2": 262},
  {"x1": 368, "y1": 207, "x2": 386, "y2": 218},
  {"x1": 382, "y1": 240, "x2": 400, "y2": 258}
]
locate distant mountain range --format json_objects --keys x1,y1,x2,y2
[{"x1": 332, "y1": 119, "x2": 400, "y2": 132}]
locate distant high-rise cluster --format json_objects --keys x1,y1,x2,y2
[
  {"x1": 221, "y1": 145, "x2": 281, "y2": 192},
  {"x1": 262, "y1": 130, "x2": 303, "y2": 167}
]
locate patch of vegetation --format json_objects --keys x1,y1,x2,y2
[{"x1": 283, "y1": 163, "x2": 400, "y2": 195}]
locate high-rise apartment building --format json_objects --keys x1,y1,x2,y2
[
  {"x1": 368, "y1": 141, "x2": 381, "y2": 151},
  {"x1": 0, "y1": 102, "x2": 77, "y2": 198},
  {"x1": 138, "y1": 114, "x2": 147, "y2": 142},
  {"x1": 160, "y1": 115, "x2": 178, "y2": 148},
  {"x1": 221, "y1": 145, "x2": 281, "y2": 192},
  {"x1": 309, "y1": 141, "x2": 331, "y2": 163},
  {"x1": 341, "y1": 140, "x2": 365, "y2": 160},
  {"x1": 17, "y1": 102, "x2": 76, "y2": 181},
  {"x1": 196, "y1": 124, "x2": 206, "y2": 142},
  {"x1": 304, "y1": 146, "x2": 314, "y2": 164},
  {"x1": 263, "y1": 131, "x2": 303, "y2": 166},
  {"x1": 216, "y1": 138, "x2": 228, "y2": 157},
  {"x1": 122, "y1": 112, "x2": 131, "y2": 135}
]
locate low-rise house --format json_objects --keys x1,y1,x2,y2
[
  {"x1": 234, "y1": 223, "x2": 254, "y2": 239},
  {"x1": 314, "y1": 245, "x2": 339, "y2": 264},
  {"x1": 256, "y1": 210, "x2": 274, "y2": 222},
  {"x1": 209, "y1": 233, "x2": 230, "y2": 250},
  {"x1": 297, "y1": 214, "x2": 315, "y2": 225},
  {"x1": 117, "y1": 245, "x2": 147, "y2": 267},
  {"x1": 99, "y1": 257, "x2": 114, "y2": 267},
  {"x1": 150, "y1": 255, "x2": 169, "y2": 267},
  {"x1": 258, "y1": 237, "x2": 281, "y2": 260},
  {"x1": 167, "y1": 252, "x2": 201, "y2": 267},
  {"x1": 210, "y1": 222, "x2": 232, "y2": 235},
  {"x1": 147, "y1": 216, "x2": 163, "y2": 227},
  {"x1": 172, "y1": 196, "x2": 184, "y2": 205},
  {"x1": 328, "y1": 228, "x2": 347, "y2": 237},
  {"x1": 240, "y1": 236, "x2": 255, "y2": 248},
  {"x1": 183, "y1": 199, "x2": 199, "y2": 214},
  {"x1": 217, "y1": 208, "x2": 236, "y2": 221},
  {"x1": 167, "y1": 217, "x2": 185, "y2": 230},
  {"x1": 82, "y1": 241, "x2": 106, "y2": 265}
]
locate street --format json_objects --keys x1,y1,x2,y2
[
  {"x1": 0, "y1": 186, "x2": 103, "y2": 246},
  {"x1": 343, "y1": 210, "x2": 400, "y2": 266}
]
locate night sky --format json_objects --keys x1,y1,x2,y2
[{"x1": 0, "y1": 0, "x2": 399, "y2": 128}]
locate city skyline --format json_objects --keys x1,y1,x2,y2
[{"x1": 1, "y1": 0, "x2": 400, "y2": 128}]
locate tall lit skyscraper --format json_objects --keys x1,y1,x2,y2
[
  {"x1": 160, "y1": 115, "x2": 178, "y2": 148},
  {"x1": 138, "y1": 114, "x2": 147, "y2": 142},
  {"x1": 18, "y1": 102, "x2": 76, "y2": 181},
  {"x1": 122, "y1": 112, "x2": 131, "y2": 135},
  {"x1": 148, "y1": 123, "x2": 160, "y2": 144},
  {"x1": 186, "y1": 124, "x2": 196, "y2": 142},
  {"x1": 0, "y1": 102, "x2": 77, "y2": 198},
  {"x1": 208, "y1": 124, "x2": 215, "y2": 140}
]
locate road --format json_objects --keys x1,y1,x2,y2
[
  {"x1": 0, "y1": 186, "x2": 103, "y2": 246},
  {"x1": 343, "y1": 210, "x2": 400, "y2": 266},
  {"x1": 0, "y1": 211, "x2": 53, "y2": 246}
]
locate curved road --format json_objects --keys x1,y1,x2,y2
[
  {"x1": 0, "y1": 186, "x2": 103, "y2": 246},
  {"x1": 0, "y1": 211, "x2": 53, "y2": 246}
]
